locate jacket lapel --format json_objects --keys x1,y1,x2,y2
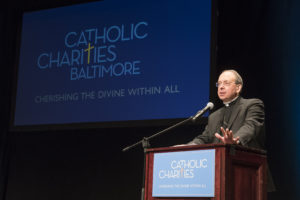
[
  {"x1": 227, "y1": 97, "x2": 242, "y2": 130},
  {"x1": 215, "y1": 107, "x2": 225, "y2": 135}
]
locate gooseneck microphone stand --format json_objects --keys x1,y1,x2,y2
[{"x1": 122, "y1": 116, "x2": 194, "y2": 200}]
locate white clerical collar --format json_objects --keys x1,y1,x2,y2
[{"x1": 223, "y1": 96, "x2": 239, "y2": 107}]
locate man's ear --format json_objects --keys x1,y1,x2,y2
[{"x1": 236, "y1": 84, "x2": 242, "y2": 94}]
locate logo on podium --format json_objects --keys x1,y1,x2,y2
[{"x1": 152, "y1": 149, "x2": 215, "y2": 197}]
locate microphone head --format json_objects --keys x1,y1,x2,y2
[{"x1": 207, "y1": 102, "x2": 214, "y2": 110}]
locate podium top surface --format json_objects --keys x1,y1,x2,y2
[{"x1": 146, "y1": 143, "x2": 266, "y2": 155}]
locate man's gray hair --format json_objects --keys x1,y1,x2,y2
[{"x1": 222, "y1": 69, "x2": 243, "y2": 86}]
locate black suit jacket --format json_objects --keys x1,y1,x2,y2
[
  {"x1": 190, "y1": 97, "x2": 276, "y2": 192},
  {"x1": 191, "y1": 97, "x2": 266, "y2": 149}
]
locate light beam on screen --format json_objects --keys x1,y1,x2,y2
[
  {"x1": 286, "y1": 58, "x2": 300, "y2": 195},
  {"x1": 13, "y1": 0, "x2": 212, "y2": 127},
  {"x1": 286, "y1": 66, "x2": 300, "y2": 185},
  {"x1": 285, "y1": 0, "x2": 300, "y2": 185}
]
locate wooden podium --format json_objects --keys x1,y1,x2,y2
[{"x1": 144, "y1": 144, "x2": 267, "y2": 200}]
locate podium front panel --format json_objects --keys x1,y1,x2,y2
[
  {"x1": 152, "y1": 149, "x2": 215, "y2": 197},
  {"x1": 144, "y1": 144, "x2": 267, "y2": 200}
]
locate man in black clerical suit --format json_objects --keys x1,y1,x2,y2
[
  {"x1": 188, "y1": 69, "x2": 275, "y2": 192},
  {"x1": 189, "y1": 69, "x2": 264, "y2": 147}
]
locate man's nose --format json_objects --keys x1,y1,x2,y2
[{"x1": 219, "y1": 85, "x2": 225, "y2": 90}]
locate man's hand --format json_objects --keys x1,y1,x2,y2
[{"x1": 215, "y1": 127, "x2": 240, "y2": 144}]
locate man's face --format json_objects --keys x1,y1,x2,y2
[{"x1": 217, "y1": 71, "x2": 241, "y2": 102}]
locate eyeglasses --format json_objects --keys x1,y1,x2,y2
[{"x1": 216, "y1": 81, "x2": 235, "y2": 88}]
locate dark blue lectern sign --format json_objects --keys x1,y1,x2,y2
[{"x1": 152, "y1": 149, "x2": 215, "y2": 197}]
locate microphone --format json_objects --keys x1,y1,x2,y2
[{"x1": 192, "y1": 102, "x2": 214, "y2": 121}]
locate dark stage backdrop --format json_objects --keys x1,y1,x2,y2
[{"x1": 0, "y1": 0, "x2": 300, "y2": 200}]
